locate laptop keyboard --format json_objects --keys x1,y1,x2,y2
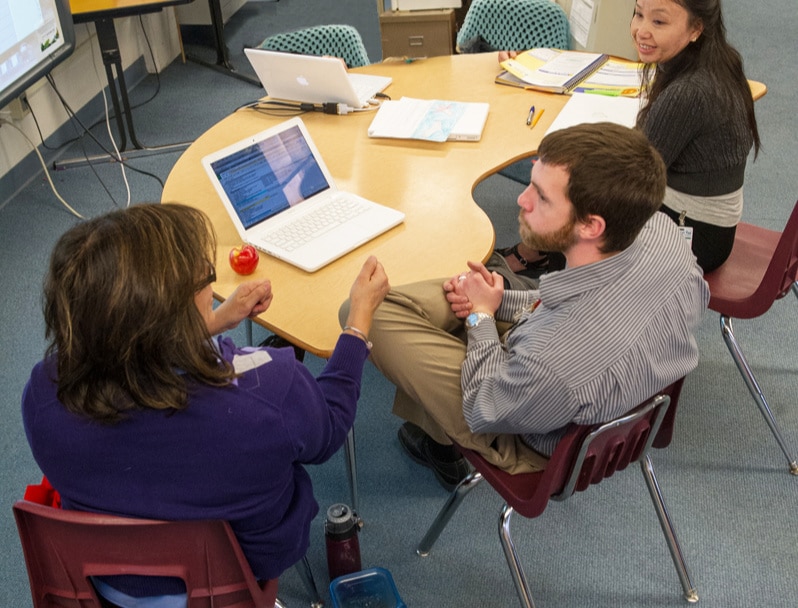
[{"x1": 262, "y1": 195, "x2": 370, "y2": 252}]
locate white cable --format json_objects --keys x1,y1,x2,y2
[
  {"x1": 90, "y1": 26, "x2": 131, "y2": 207},
  {"x1": 0, "y1": 118, "x2": 84, "y2": 219}
]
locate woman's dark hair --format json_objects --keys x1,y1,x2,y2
[
  {"x1": 43, "y1": 203, "x2": 235, "y2": 423},
  {"x1": 636, "y1": 0, "x2": 760, "y2": 156}
]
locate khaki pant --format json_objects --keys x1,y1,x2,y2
[{"x1": 341, "y1": 277, "x2": 548, "y2": 474}]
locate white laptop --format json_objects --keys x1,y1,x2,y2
[
  {"x1": 202, "y1": 117, "x2": 405, "y2": 273},
  {"x1": 244, "y1": 48, "x2": 392, "y2": 109}
]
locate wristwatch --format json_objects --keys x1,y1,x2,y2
[{"x1": 465, "y1": 312, "x2": 495, "y2": 330}]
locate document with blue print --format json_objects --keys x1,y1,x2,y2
[{"x1": 368, "y1": 97, "x2": 490, "y2": 142}]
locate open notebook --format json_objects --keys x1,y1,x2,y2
[
  {"x1": 202, "y1": 117, "x2": 405, "y2": 273},
  {"x1": 244, "y1": 48, "x2": 392, "y2": 109}
]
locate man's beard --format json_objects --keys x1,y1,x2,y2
[{"x1": 518, "y1": 210, "x2": 577, "y2": 253}]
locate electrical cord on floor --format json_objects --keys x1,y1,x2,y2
[
  {"x1": 46, "y1": 22, "x2": 164, "y2": 152},
  {"x1": 45, "y1": 74, "x2": 165, "y2": 196},
  {"x1": 89, "y1": 37, "x2": 131, "y2": 207},
  {"x1": 0, "y1": 118, "x2": 84, "y2": 219}
]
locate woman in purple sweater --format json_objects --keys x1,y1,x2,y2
[{"x1": 22, "y1": 203, "x2": 389, "y2": 606}]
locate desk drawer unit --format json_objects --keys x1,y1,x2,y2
[{"x1": 379, "y1": 9, "x2": 455, "y2": 58}]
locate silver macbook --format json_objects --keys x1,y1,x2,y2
[
  {"x1": 244, "y1": 48, "x2": 392, "y2": 109},
  {"x1": 202, "y1": 117, "x2": 405, "y2": 273}
]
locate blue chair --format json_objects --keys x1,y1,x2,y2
[
  {"x1": 456, "y1": 0, "x2": 570, "y2": 184},
  {"x1": 456, "y1": 0, "x2": 571, "y2": 53},
  {"x1": 259, "y1": 24, "x2": 371, "y2": 68}
]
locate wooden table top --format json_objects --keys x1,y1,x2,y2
[
  {"x1": 69, "y1": 0, "x2": 191, "y2": 20},
  {"x1": 162, "y1": 51, "x2": 766, "y2": 357},
  {"x1": 162, "y1": 53, "x2": 570, "y2": 356}
]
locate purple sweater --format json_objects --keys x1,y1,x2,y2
[{"x1": 22, "y1": 333, "x2": 368, "y2": 583}]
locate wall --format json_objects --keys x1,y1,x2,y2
[
  {"x1": 0, "y1": 8, "x2": 182, "y2": 200},
  {"x1": 554, "y1": 0, "x2": 637, "y2": 59}
]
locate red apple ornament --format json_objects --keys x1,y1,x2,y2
[{"x1": 229, "y1": 244, "x2": 259, "y2": 275}]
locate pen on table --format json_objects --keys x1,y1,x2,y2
[
  {"x1": 531, "y1": 108, "x2": 545, "y2": 128},
  {"x1": 526, "y1": 105, "x2": 536, "y2": 126}
]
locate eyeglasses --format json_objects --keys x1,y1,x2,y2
[{"x1": 196, "y1": 263, "x2": 216, "y2": 291}]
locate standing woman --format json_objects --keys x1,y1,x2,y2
[{"x1": 633, "y1": 0, "x2": 760, "y2": 271}]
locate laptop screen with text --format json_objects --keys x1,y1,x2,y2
[{"x1": 208, "y1": 124, "x2": 330, "y2": 229}]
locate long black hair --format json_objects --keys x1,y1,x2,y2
[{"x1": 636, "y1": 0, "x2": 760, "y2": 156}]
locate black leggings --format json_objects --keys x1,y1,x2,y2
[{"x1": 660, "y1": 206, "x2": 736, "y2": 273}]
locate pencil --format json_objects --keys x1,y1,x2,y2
[{"x1": 531, "y1": 108, "x2": 545, "y2": 128}]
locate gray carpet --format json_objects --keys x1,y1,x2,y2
[{"x1": 1, "y1": 1, "x2": 797, "y2": 607}]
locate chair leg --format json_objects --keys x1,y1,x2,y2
[
  {"x1": 720, "y1": 315, "x2": 798, "y2": 474},
  {"x1": 294, "y1": 555, "x2": 324, "y2": 608},
  {"x1": 245, "y1": 318, "x2": 253, "y2": 346},
  {"x1": 792, "y1": 281, "x2": 798, "y2": 301},
  {"x1": 640, "y1": 455, "x2": 699, "y2": 603},
  {"x1": 344, "y1": 428, "x2": 359, "y2": 515},
  {"x1": 275, "y1": 599, "x2": 287, "y2": 608},
  {"x1": 416, "y1": 471, "x2": 483, "y2": 556},
  {"x1": 498, "y1": 504, "x2": 536, "y2": 608}
]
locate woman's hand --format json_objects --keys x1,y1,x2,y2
[
  {"x1": 498, "y1": 50, "x2": 518, "y2": 63},
  {"x1": 208, "y1": 279, "x2": 273, "y2": 335},
  {"x1": 344, "y1": 256, "x2": 390, "y2": 337}
]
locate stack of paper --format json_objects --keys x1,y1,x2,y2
[
  {"x1": 544, "y1": 93, "x2": 642, "y2": 136},
  {"x1": 367, "y1": 97, "x2": 490, "y2": 142}
]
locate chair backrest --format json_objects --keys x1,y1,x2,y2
[
  {"x1": 763, "y1": 200, "x2": 798, "y2": 300},
  {"x1": 457, "y1": 378, "x2": 685, "y2": 519},
  {"x1": 12, "y1": 500, "x2": 277, "y2": 608},
  {"x1": 258, "y1": 25, "x2": 371, "y2": 68},
  {"x1": 456, "y1": 0, "x2": 570, "y2": 53}
]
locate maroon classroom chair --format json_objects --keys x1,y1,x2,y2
[
  {"x1": 703, "y1": 199, "x2": 798, "y2": 474},
  {"x1": 12, "y1": 500, "x2": 315, "y2": 608},
  {"x1": 416, "y1": 378, "x2": 698, "y2": 607}
]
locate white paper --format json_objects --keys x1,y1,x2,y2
[
  {"x1": 544, "y1": 93, "x2": 642, "y2": 136},
  {"x1": 232, "y1": 350, "x2": 273, "y2": 373},
  {"x1": 569, "y1": 0, "x2": 597, "y2": 47}
]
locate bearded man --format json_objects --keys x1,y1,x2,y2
[{"x1": 340, "y1": 122, "x2": 709, "y2": 489}]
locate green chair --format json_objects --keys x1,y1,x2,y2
[
  {"x1": 259, "y1": 24, "x2": 371, "y2": 68},
  {"x1": 457, "y1": 0, "x2": 570, "y2": 185},
  {"x1": 456, "y1": 0, "x2": 570, "y2": 53}
]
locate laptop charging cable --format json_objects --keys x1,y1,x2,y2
[
  {"x1": 321, "y1": 102, "x2": 353, "y2": 115},
  {"x1": 242, "y1": 100, "x2": 373, "y2": 116}
]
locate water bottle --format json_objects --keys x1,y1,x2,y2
[{"x1": 325, "y1": 503, "x2": 362, "y2": 579}]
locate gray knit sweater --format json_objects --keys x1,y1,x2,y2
[{"x1": 641, "y1": 67, "x2": 754, "y2": 197}]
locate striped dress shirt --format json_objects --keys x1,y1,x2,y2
[{"x1": 461, "y1": 212, "x2": 709, "y2": 456}]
